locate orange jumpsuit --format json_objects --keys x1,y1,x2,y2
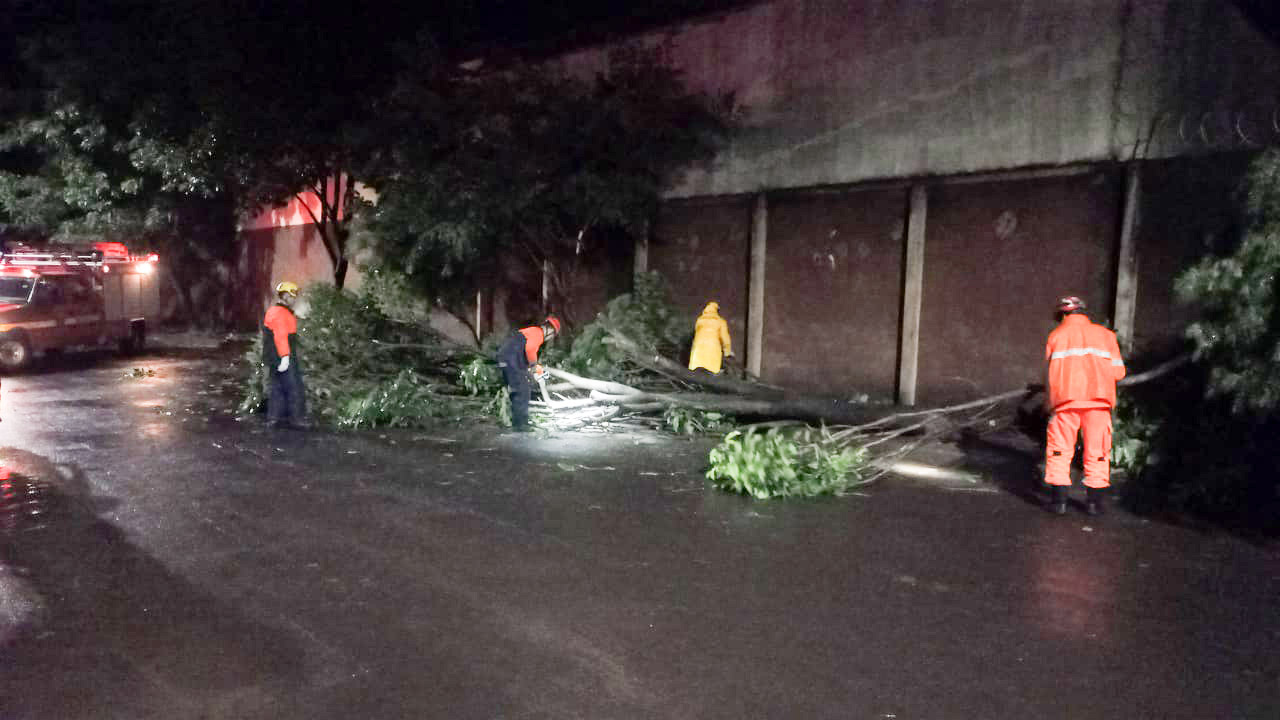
[{"x1": 1044, "y1": 313, "x2": 1126, "y2": 488}]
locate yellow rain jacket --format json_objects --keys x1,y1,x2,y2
[{"x1": 688, "y1": 302, "x2": 733, "y2": 373}]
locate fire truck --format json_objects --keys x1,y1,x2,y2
[{"x1": 0, "y1": 242, "x2": 160, "y2": 371}]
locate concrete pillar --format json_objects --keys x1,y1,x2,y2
[
  {"x1": 634, "y1": 219, "x2": 649, "y2": 281},
  {"x1": 897, "y1": 184, "x2": 928, "y2": 406},
  {"x1": 541, "y1": 259, "x2": 551, "y2": 314},
  {"x1": 1114, "y1": 165, "x2": 1141, "y2": 353},
  {"x1": 747, "y1": 193, "x2": 768, "y2": 378}
]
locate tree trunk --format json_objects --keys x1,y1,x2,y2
[
  {"x1": 166, "y1": 270, "x2": 198, "y2": 329},
  {"x1": 546, "y1": 367, "x2": 878, "y2": 425},
  {"x1": 602, "y1": 326, "x2": 785, "y2": 395},
  {"x1": 334, "y1": 256, "x2": 349, "y2": 290},
  {"x1": 550, "y1": 331, "x2": 1193, "y2": 430}
]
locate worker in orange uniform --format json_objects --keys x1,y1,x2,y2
[
  {"x1": 263, "y1": 281, "x2": 308, "y2": 429},
  {"x1": 688, "y1": 301, "x2": 733, "y2": 374},
  {"x1": 1043, "y1": 296, "x2": 1125, "y2": 515},
  {"x1": 495, "y1": 315, "x2": 560, "y2": 431}
]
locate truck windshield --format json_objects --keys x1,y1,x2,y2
[{"x1": 0, "y1": 277, "x2": 36, "y2": 303}]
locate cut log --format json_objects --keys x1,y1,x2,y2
[
  {"x1": 543, "y1": 326, "x2": 1192, "y2": 431},
  {"x1": 545, "y1": 367, "x2": 644, "y2": 397}
]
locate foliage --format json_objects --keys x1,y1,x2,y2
[
  {"x1": 238, "y1": 336, "x2": 269, "y2": 416},
  {"x1": 1100, "y1": 149, "x2": 1280, "y2": 534},
  {"x1": 459, "y1": 356, "x2": 503, "y2": 397},
  {"x1": 1097, "y1": 151, "x2": 1280, "y2": 535},
  {"x1": 1109, "y1": 395, "x2": 1160, "y2": 477},
  {"x1": 2, "y1": 1, "x2": 430, "y2": 288},
  {"x1": 483, "y1": 387, "x2": 514, "y2": 428},
  {"x1": 239, "y1": 284, "x2": 488, "y2": 429},
  {"x1": 1176, "y1": 149, "x2": 1280, "y2": 415},
  {"x1": 707, "y1": 426, "x2": 870, "y2": 499},
  {"x1": 357, "y1": 43, "x2": 732, "y2": 314},
  {"x1": 559, "y1": 271, "x2": 691, "y2": 383},
  {"x1": 335, "y1": 369, "x2": 458, "y2": 430},
  {"x1": 0, "y1": 101, "x2": 165, "y2": 241},
  {"x1": 1113, "y1": 364, "x2": 1279, "y2": 533},
  {"x1": 663, "y1": 406, "x2": 734, "y2": 436}
]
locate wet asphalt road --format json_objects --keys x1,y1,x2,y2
[{"x1": 0, "y1": 337, "x2": 1277, "y2": 719}]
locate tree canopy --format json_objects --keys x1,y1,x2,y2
[
  {"x1": 2, "y1": 2, "x2": 731, "y2": 307},
  {"x1": 357, "y1": 43, "x2": 731, "y2": 322},
  {"x1": 1176, "y1": 148, "x2": 1280, "y2": 415}
]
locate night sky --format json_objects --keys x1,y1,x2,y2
[
  {"x1": 0, "y1": 0, "x2": 755, "y2": 93},
  {"x1": 413, "y1": 0, "x2": 754, "y2": 57}
]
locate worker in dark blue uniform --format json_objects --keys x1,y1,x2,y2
[{"x1": 495, "y1": 316, "x2": 560, "y2": 431}]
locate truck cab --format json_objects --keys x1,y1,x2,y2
[{"x1": 0, "y1": 243, "x2": 160, "y2": 371}]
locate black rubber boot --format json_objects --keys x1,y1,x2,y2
[
  {"x1": 1086, "y1": 487, "x2": 1106, "y2": 516},
  {"x1": 1048, "y1": 485, "x2": 1068, "y2": 515}
]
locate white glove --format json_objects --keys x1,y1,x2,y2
[{"x1": 277, "y1": 355, "x2": 290, "y2": 373}]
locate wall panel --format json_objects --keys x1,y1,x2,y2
[
  {"x1": 763, "y1": 189, "x2": 907, "y2": 397},
  {"x1": 917, "y1": 172, "x2": 1120, "y2": 404}
]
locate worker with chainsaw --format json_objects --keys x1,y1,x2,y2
[
  {"x1": 496, "y1": 315, "x2": 561, "y2": 432},
  {"x1": 1043, "y1": 295, "x2": 1125, "y2": 516},
  {"x1": 262, "y1": 281, "x2": 308, "y2": 429},
  {"x1": 688, "y1": 301, "x2": 734, "y2": 374}
]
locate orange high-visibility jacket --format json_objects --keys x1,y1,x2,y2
[
  {"x1": 1045, "y1": 313, "x2": 1126, "y2": 411},
  {"x1": 517, "y1": 325, "x2": 548, "y2": 365},
  {"x1": 263, "y1": 304, "x2": 298, "y2": 361}
]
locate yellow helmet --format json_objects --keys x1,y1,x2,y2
[{"x1": 275, "y1": 281, "x2": 299, "y2": 297}]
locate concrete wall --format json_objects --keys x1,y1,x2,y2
[
  {"x1": 558, "y1": 0, "x2": 1280, "y2": 196},
  {"x1": 763, "y1": 187, "x2": 907, "y2": 397},
  {"x1": 649, "y1": 168, "x2": 1129, "y2": 404},
  {"x1": 558, "y1": 0, "x2": 1280, "y2": 405},
  {"x1": 917, "y1": 171, "x2": 1121, "y2": 403},
  {"x1": 650, "y1": 198, "x2": 753, "y2": 363},
  {"x1": 1115, "y1": 2, "x2": 1280, "y2": 160}
]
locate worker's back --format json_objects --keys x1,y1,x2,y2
[
  {"x1": 689, "y1": 302, "x2": 731, "y2": 373},
  {"x1": 1045, "y1": 314, "x2": 1125, "y2": 410}
]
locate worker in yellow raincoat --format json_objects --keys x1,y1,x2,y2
[{"x1": 688, "y1": 301, "x2": 734, "y2": 374}]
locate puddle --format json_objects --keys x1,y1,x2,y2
[{"x1": 0, "y1": 469, "x2": 54, "y2": 535}]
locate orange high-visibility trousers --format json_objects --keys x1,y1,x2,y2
[{"x1": 1045, "y1": 407, "x2": 1113, "y2": 488}]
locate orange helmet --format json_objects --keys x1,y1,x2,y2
[{"x1": 545, "y1": 315, "x2": 562, "y2": 334}]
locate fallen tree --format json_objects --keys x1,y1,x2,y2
[
  {"x1": 240, "y1": 275, "x2": 1190, "y2": 500},
  {"x1": 531, "y1": 326, "x2": 1195, "y2": 497}
]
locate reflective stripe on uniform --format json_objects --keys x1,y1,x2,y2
[{"x1": 1050, "y1": 347, "x2": 1113, "y2": 361}]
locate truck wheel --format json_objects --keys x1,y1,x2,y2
[
  {"x1": 0, "y1": 334, "x2": 31, "y2": 371},
  {"x1": 119, "y1": 322, "x2": 146, "y2": 356}
]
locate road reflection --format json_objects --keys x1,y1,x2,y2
[{"x1": 1023, "y1": 521, "x2": 1120, "y2": 641}]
